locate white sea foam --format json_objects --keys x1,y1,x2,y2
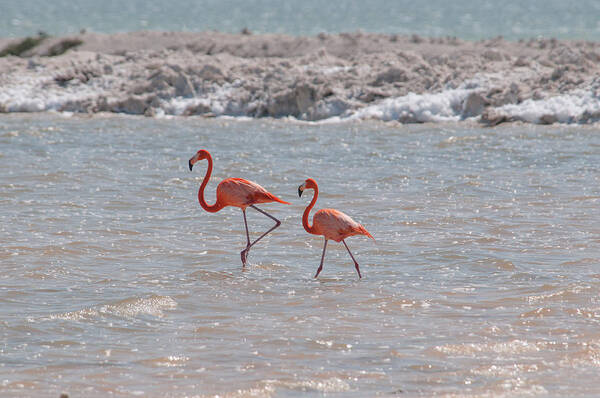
[
  {"x1": 2, "y1": 65, "x2": 600, "y2": 125},
  {"x1": 494, "y1": 89, "x2": 600, "y2": 124},
  {"x1": 333, "y1": 77, "x2": 600, "y2": 125},
  {"x1": 325, "y1": 77, "x2": 492, "y2": 123},
  {"x1": 0, "y1": 71, "x2": 109, "y2": 113},
  {"x1": 161, "y1": 80, "x2": 247, "y2": 116},
  {"x1": 347, "y1": 87, "x2": 473, "y2": 123}
]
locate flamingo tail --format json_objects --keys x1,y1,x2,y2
[
  {"x1": 359, "y1": 225, "x2": 375, "y2": 240},
  {"x1": 265, "y1": 192, "x2": 291, "y2": 205}
]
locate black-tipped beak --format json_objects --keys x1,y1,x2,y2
[
  {"x1": 298, "y1": 187, "x2": 303, "y2": 197},
  {"x1": 188, "y1": 159, "x2": 193, "y2": 171}
]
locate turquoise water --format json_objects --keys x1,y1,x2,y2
[{"x1": 2, "y1": 0, "x2": 600, "y2": 40}]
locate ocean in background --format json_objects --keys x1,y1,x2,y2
[
  {"x1": 2, "y1": 0, "x2": 600, "y2": 40},
  {"x1": 3, "y1": 0, "x2": 600, "y2": 395}
]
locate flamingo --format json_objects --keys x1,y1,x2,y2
[
  {"x1": 298, "y1": 178, "x2": 374, "y2": 279},
  {"x1": 189, "y1": 149, "x2": 290, "y2": 266}
]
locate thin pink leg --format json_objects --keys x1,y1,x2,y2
[
  {"x1": 314, "y1": 239, "x2": 328, "y2": 278},
  {"x1": 240, "y1": 209, "x2": 251, "y2": 266},
  {"x1": 342, "y1": 240, "x2": 362, "y2": 279},
  {"x1": 240, "y1": 205, "x2": 281, "y2": 266}
]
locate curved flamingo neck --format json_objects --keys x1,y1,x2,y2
[
  {"x1": 302, "y1": 185, "x2": 319, "y2": 235},
  {"x1": 198, "y1": 153, "x2": 224, "y2": 213}
]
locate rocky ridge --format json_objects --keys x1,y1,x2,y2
[{"x1": 1, "y1": 31, "x2": 600, "y2": 124}]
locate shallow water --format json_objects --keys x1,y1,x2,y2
[{"x1": 1, "y1": 114, "x2": 600, "y2": 397}]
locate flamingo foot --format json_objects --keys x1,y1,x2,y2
[
  {"x1": 354, "y1": 261, "x2": 362, "y2": 279},
  {"x1": 314, "y1": 265, "x2": 323, "y2": 279},
  {"x1": 240, "y1": 248, "x2": 250, "y2": 267}
]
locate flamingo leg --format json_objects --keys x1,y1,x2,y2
[
  {"x1": 240, "y1": 209, "x2": 251, "y2": 266},
  {"x1": 314, "y1": 239, "x2": 328, "y2": 278},
  {"x1": 239, "y1": 205, "x2": 282, "y2": 266},
  {"x1": 342, "y1": 240, "x2": 362, "y2": 279}
]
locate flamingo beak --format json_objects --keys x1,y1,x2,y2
[
  {"x1": 298, "y1": 182, "x2": 307, "y2": 197},
  {"x1": 188, "y1": 159, "x2": 193, "y2": 171}
]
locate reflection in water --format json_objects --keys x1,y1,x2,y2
[{"x1": 0, "y1": 114, "x2": 599, "y2": 396}]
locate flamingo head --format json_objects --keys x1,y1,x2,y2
[
  {"x1": 189, "y1": 149, "x2": 210, "y2": 171},
  {"x1": 298, "y1": 178, "x2": 317, "y2": 197}
]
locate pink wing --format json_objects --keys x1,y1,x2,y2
[
  {"x1": 217, "y1": 178, "x2": 289, "y2": 208},
  {"x1": 313, "y1": 208, "x2": 372, "y2": 242}
]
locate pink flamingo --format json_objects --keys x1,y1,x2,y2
[
  {"x1": 189, "y1": 149, "x2": 290, "y2": 266},
  {"x1": 298, "y1": 178, "x2": 374, "y2": 278}
]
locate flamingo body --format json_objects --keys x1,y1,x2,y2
[
  {"x1": 298, "y1": 178, "x2": 373, "y2": 278},
  {"x1": 189, "y1": 149, "x2": 289, "y2": 266},
  {"x1": 312, "y1": 208, "x2": 373, "y2": 242},
  {"x1": 216, "y1": 178, "x2": 290, "y2": 210}
]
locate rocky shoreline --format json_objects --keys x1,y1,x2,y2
[{"x1": 1, "y1": 31, "x2": 600, "y2": 125}]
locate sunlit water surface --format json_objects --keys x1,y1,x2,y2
[
  {"x1": 1, "y1": 114, "x2": 600, "y2": 397},
  {"x1": 2, "y1": 0, "x2": 600, "y2": 40}
]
